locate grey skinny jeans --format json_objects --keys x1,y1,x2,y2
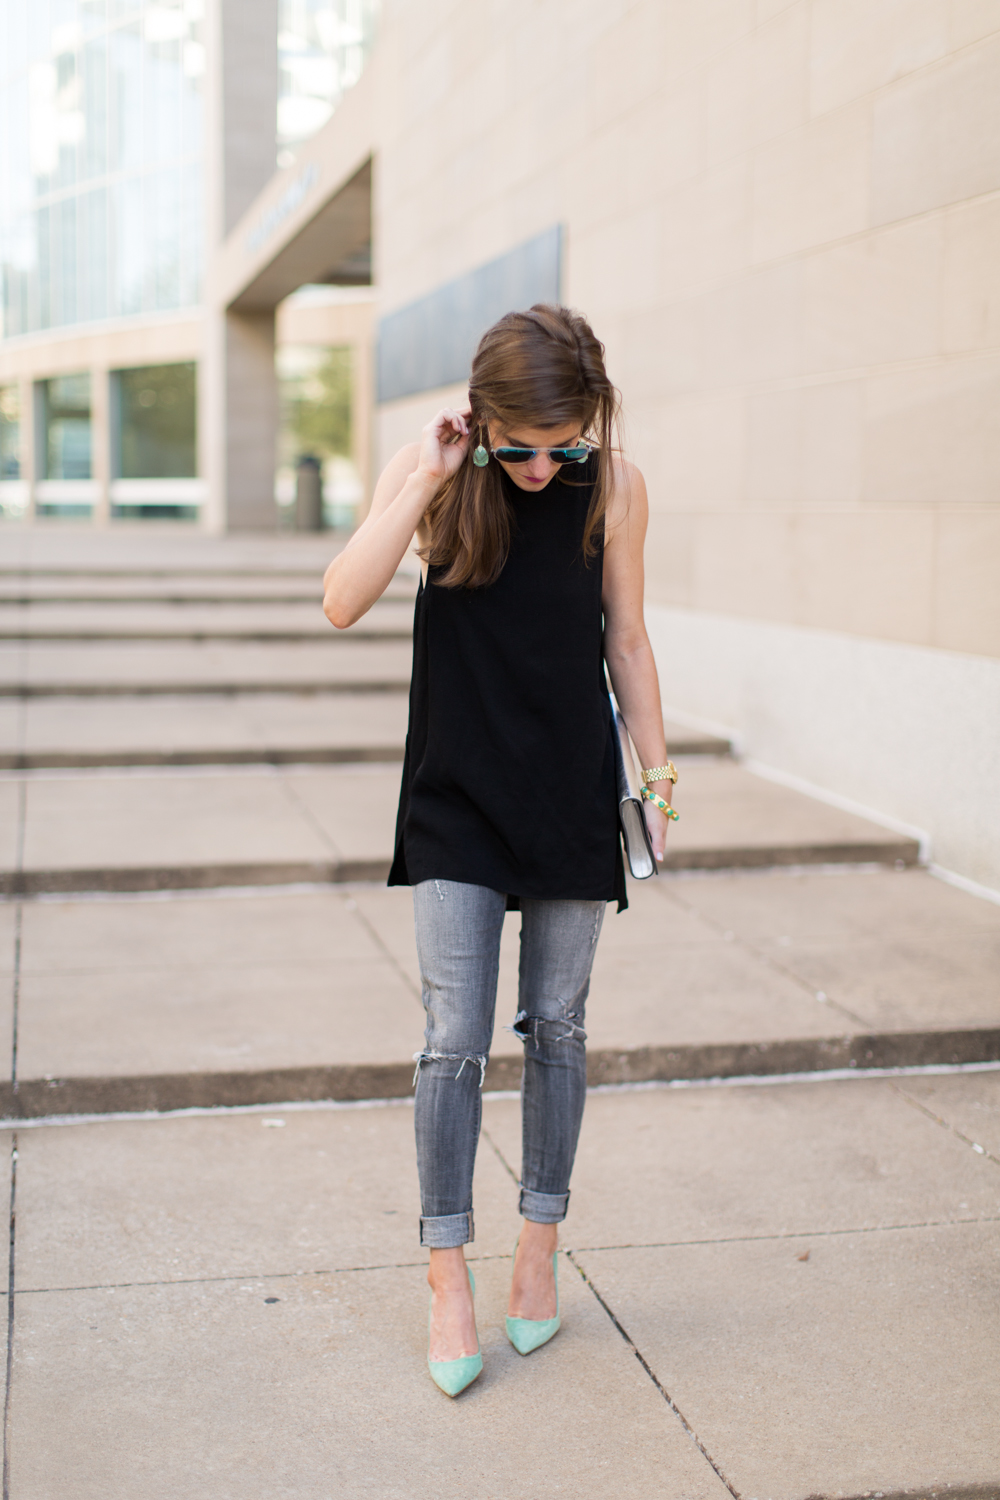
[{"x1": 412, "y1": 878, "x2": 606, "y2": 1249}]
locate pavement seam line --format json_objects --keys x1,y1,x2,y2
[
  {"x1": 272, "y1": 768, "x2": 344, "y2": 861},
  {"x1": 342, "y1": 895, "x2": 421, "y2": 1002},
  {"x1": 889, "y1": 1082, "x2": 1000, "y2": 1166},
  {"x1": 17, "y1": 1217, "x2": 999, "y2": 1298},
  {"x1": 562, "y1": 1215, "x2": 1000, "y2": 1253},
  {"x1": 15, "y1": 1250, "x2": 520, "y2": 1297},
  {"x1": 480, "y1": 1125, "x2": 521, "y2": 1187},
  {"x1": 16, "y1": 1260, "x2": 436, "y2": 1296},
  {"x1": 655, "y1": 878, "x2": 874, "y2": 1031},
  {"x1": 565, "y1": 1250, "x2": 741, "y2": 1499},
  {"x1": 2, "y1": 1135, "x2": 16, "y2": 1500}
]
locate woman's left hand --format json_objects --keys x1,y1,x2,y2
[{"x1": 644, "y1": 802, "x2": 670, "y2": 864}]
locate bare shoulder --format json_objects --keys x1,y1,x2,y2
[{"x1": 605, "y1": 455, "x2": 648, "y2": 535}]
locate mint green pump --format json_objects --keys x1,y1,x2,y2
[
  {"x1": 505, "y1": 1242, "x2": 561, "y2": 1356},
  {"x1": 427, "y1": 1267, "x2": 483, "y2": 1397}
]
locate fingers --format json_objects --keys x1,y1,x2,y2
[
  {"x1": 644, "y1": 805, "x2": 670, "y2": 863},
  {"x1": 416, "y1": 407, "x2": 473, "y2": 486},
  {"x1": 428, "y1": 408, "x2": 470, "y2": 444}
]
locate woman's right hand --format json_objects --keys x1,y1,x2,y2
[{"x1": 415, "y1": 408, "x2": 472, "y2": 487}]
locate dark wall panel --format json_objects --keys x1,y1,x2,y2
[{"x1": 377, "y1": 225, "x2": 562, "y2": 403}]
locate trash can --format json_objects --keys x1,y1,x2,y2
[{"x1": 295, "y1": 455, "x2": 323, "y2": 531}]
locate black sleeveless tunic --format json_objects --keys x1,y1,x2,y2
[{"x1": 387, "y1": 459, "x2": 627, "y2": 911}]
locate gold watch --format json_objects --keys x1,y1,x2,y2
[{"x1": 641, "y1": 762, "x2": 678, "y2": 786}]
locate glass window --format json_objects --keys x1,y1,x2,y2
[
  {"x1": 0, "y1": 1, "x2": 204, "y2": 338},
  {"x1": 277, "y1": 0, "x2": 379, "y2": 166},
  {"x1": 42, "y1": 373, "x2": 92, "y2": 480},
  {"x1": 116, "y1": 362, "x2": 196, "y2": 478},
  {"x1": 0, "y1": 386, "x2": 20, "y2": 479}
]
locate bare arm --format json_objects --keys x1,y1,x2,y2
[
  {"x1": 322, "y1": 407, "x2": 470, "y2": 629},
  {"x1": 601, "y1": 459, "x2": 674, "y2": 862}
]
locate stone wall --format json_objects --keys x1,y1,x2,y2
[{"x1": 374, "y1": 0, "x2": 1000, "y2": 889}]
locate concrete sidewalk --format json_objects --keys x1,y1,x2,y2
[{"x1": 6, "y1": 1070, "x2": 999, "y2": 1498}]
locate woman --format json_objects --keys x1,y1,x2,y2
[{"x1": 323, "y1": 305, "x2": 676, "y2": 1396}]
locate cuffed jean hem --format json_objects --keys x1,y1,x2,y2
[
  {"x1": 419, "y1": 1210, "x2": 475, "y2": 1249},
  {"x1": 519, "y1": 1187, "x2": 569, "y2": 1223}
]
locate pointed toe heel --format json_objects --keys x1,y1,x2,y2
[
  {"x1": 428, "y1": 1268, "x2": 483, "y2": 1397},
  {"x1": 506, "y1": 1247, "x2": 560, "y2": 1356},
  {"x1": 505, "y1": 1309, "x2": 560, "y2": 1356},
  {"x1": 427, "y1": 1350, "x2": 483, "y2": 1397}
]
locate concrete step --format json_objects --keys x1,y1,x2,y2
[
  {"x1": 0, "y1": 640, "x2": 415, "y2": 697},
  {"x1": 0, "y1": 599, "x2": 414, "y2": 642},
  {"x1": 0, "y1": 583, "x2": 415, "y2": 606},
  {"x1": 0, "y1": 759, "x2": 919, "y2": 896},
  {"x1": 7, "y1": 1028, "x2": 998, "y2": 1118},
  {"x1": 0, "y1": 568, "x2": 416, "y2": 606},
  {"x1": 0, "y1": 692, "x2": 411, "y2": 768},
  {"x1": 0, "y1": 697, "x2": 729, "y2": 769},
  {"x1": 0, "y1": 527, "x2": 351, "y2": 573},
  {"x1": 0, "y1": 563, "x2": 339, "y2": 577},
  {"x1": 4, "y1": 867, "x2": 998, "y2": 1117}
]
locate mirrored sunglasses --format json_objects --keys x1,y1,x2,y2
[{"x1": 491, "y1": 444, "x2": 593, "y2": 465}]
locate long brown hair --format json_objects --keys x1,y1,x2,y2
[{"x1": 420, "y1": 304, "x2": 622, "y2": 589}]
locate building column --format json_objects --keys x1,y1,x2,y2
[
  {"x1": 202, "y1": 306, "x2": 278, "y2": 533},
  {"x1": 202, "y1": 0, "x2": 279, "y2": 532},
  {"x1": 30, "y1": 381, "x2": 46, "y2": 521},
  {"x1": 18, "y1": 376, "x2": 36, "y2": 521},
  {"x1": 90, "y1": 366, "x2": 111, "y2": 527}
]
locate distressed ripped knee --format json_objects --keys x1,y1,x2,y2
[
  {"x1": 507, "y1": 1010, "x2": 587, "y2": 1049},
  {"x1": 411, "y1": 1048, "x2": 489, "y2": 1087}
]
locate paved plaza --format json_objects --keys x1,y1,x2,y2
[{"x1": 0, "y1": 525, "x2": 997, "y2": 1498}]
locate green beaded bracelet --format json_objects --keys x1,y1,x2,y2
[{"x1": 641, "y1": 786, "x2": 679, "y2": 821}]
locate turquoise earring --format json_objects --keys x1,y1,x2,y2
[{"x1": 472, "y1": 444, "x2": 489, "y2": 467}]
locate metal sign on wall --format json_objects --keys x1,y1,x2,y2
[{"x1": 377, "y1": 225, "x2": 563, "y2": 404}]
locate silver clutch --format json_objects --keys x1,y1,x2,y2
[{"x1": 609, "y1": 693, "x2": 657, "y2": 879}]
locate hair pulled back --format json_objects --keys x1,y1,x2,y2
[{"x1": 420, "y1": 304, "x2": 622, "y2": 589}]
